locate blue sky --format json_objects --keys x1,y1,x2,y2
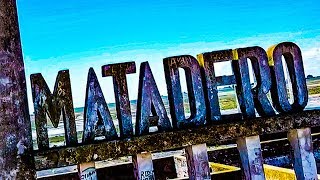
[{"x1": 16, "y1": 0, "x2": 320, "y2": 110}]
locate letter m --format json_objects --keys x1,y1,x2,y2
[{"x1": 30, "y1": 70, "x2": 77, "y2": 150}]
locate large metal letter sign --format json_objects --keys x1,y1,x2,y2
[
  {"x1": 163, "y1": 55, "x2": 206, "y2": 129},
  {"x1": 267, "y1": 42, "x2": 308, "y2": 113},
  {"x1": 234, "y1": 47, "x2": 275, "y2": 117},
  {"x1": 231, "y1": 49, "x2": 256, "y2": 118},
  {"x1": 83, "y1": 68, "x2": 118, "y2": 142},
  {"x1": 31, "y1": 70, "x2": 77, "y2": 150},
  {"x1": 197, "y1": 50, "x2": 236, "y2": 122},
  {"x1": 102, "y1": 62, "x2": 136, "y2": 138},
  {"x1": 0, "y1": 0, "x2": 317, "y2": 179},
  {"x1": 136, "y1": 62, "x2": 172, "y2": 135}
]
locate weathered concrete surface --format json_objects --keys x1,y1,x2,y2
[
  {"x1": 208, "y1": 132, "x2": 320, "y2": 172},
  {"x1": 185, "y1": 144, "x2": 211, "y2": 179},
  {"x1": 0, "y1": 0, "x2": 35, "y2": 179},
  {"x1": 288, "y1": 128, "x2": 318, "y2": 180},
  {"x1": 38, "y1": 156, "x2": 186, "y2": 180},
  {"x1": 132, "y1": 152, "x2": 155, "y2": 180},
  {"x1": 237, "y1": 136, "x2": 265, "y2": 180},
  {"x1": 34, "y1": 110, "x2": 320, "y2": 170},
  {"x1": 78, "y1": 162, "x2": 97, "y2": 180}
]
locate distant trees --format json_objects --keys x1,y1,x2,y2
[{"x1": 307, "y1": 75, "x2": 314, "y2": 79}]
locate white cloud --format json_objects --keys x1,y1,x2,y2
[{"x1": 301, "y1": 47, "x2": 320, "y2": 77}]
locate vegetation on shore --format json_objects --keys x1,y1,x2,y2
[
  {"x1": 308, "y1": 86, "x2": 320, "y2": 95},
  {"x1": 219, "y1": 94, "x2": 237, "y2": 110}
]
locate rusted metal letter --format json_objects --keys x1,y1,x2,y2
[
  {"x1": 136, "y1": 62, "x2": 172, "y2": 135},
  {"x1": 235, "y1": 47, "x2": 275, "y2": 117},
  {"x1": 83, "y1": 68, "x2": 118, "y2": 143},
  {"x1": 163, "y1": 55, "x2": 206, "y2": 129},
  {"x1": 0, "y1": 0, "x2": 36, "y2": 178},
  {"x1": 267, "y1": 42, "x2": 308, "y2": 113},
  {"x1": 102, "y1": 62, "x2": 136, "y2": 138},
  {"x1": 30, "y1": 70, "x2": 77, "y2": 150},
  {"x1": 197, "y1": 50, "x2": 236, "y2": 122},
  {"x1": 185, "y1": 144, "x2": 211, "y2": 180},
  {"x1": 231, "y1": 49, "x2": 256, "y2": 119}
]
